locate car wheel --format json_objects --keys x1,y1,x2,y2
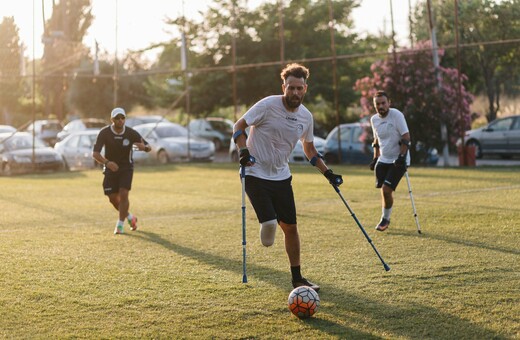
[
  {"x1": 157, "y1": 149, "x2": 169, "y2": 165},
  {"x1": 3, "y1": 162, "x2": 13, "y2": 176},
  {"x1": 466, "y1": 140, "x2": 482, "y2": 159},
  {"x1": 213, "y1": 138, "x2": 222, "y2": 151}
]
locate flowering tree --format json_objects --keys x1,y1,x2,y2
[{"x1": 354, "y1": 40, "x2": 473, "y2": 164}]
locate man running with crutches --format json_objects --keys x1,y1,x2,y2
[
  {"x1": 369, "y1": 91, "x2": 411, "y2": 232},
  {"x1": 233, "y1": 63, "x2": 343, "y2": 292}
]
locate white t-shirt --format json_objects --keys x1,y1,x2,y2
[
  {"x1": 242, "y1": 95, "x2": 314, "y2": 180},
  {"x1": 371, "y1": 108, "x2": 410, "y2": 164}
]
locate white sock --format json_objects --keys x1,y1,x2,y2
[
  {"x1": 383, "y1": 208, "x2": 392, "y2": 220},
  {"x1": 127, "y1": 213, "x2": 133, "y2": 222},
  {"x1": 117, "y1": 220, "x2": 124, "y2": 227}
]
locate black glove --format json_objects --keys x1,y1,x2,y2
[
  {"x1": 324, "y1": 169, "x2": 343, "y2": 186},
  {"x1": 369, "y1": 157, "x2": 378, "y2": 171},
  {"x1": 394, "y1": 154, "x2": 406, "y2": 169},
  {"x1": 239, "y1": 147, "x2": 254, "y2": 166}
]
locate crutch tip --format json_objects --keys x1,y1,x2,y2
[
  {"x1": 384, "y1": 264, "x2": 391, "y2": 271},
  {"x1": 417, "y1": 230, "x2": 422, "y2": 234},
  {"x1": 242, "y1": 276, "x2": 248, "y2": 283}
]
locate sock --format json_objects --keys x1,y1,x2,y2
[
  {"x1": 291, "y1": 265, "x2": 302, "y2": 281},
  {"x1": 117, "y1": 220, "x2": 124, "y2": 227},
  {"x1": 127, "y1": 213, "x2": 133, "y2": 222},
  {"x1": 383, "y1": 208, "x2": 392, "y2": 220}
]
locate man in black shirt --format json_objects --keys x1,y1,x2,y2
[{"x1": 93, "y1": 107, "x2": 151, "y2": 234}]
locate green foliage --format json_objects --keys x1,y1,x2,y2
[
  {"x1": 354, "y1": 40, "x2": 474, "y2": 162},
  {"x1": 0, "y1": 16, "x2": 23, "y2": 122},
  {"x1": 151, "y1": 0, "x2": 391, "y2": 127},
  {"x1": 413, "y1": 0, "x2": 520, "y2": 121},
  {"x1": 40, "y1": 0, "x2": 93, "y2": 120},
  {"x1": 0, "y1": 164, "x2": 518, "y2": 338}
]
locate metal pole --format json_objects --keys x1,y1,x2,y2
[
  {"x1": 389, "y1": 0, "x2": 398, "y2": 64},
  {"x1": 328, "y1": 0, "x2": 342, "y2": 163},
  {"x1": 113, "y1": 0, "x2": 118, "y2": 107},
  {"x1": 454, "y1": 0, "x2": 467, "y2": 165},
  {"x1": 426, "y1": 0, "x2": 450, "y2": 166},
  {"x1": 232, "y1": 1, "x2": 238, "y2": 121},
  {"x1": 279, "y1": 0, "x2": 285, "y2": 67}
]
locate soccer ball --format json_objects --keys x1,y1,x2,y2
[{"x1": 287, "y1": 286, "x2": 320, "y2": 319}]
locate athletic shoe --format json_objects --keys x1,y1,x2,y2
[
  {"x1": 375, "y1": 218, "x2": 390, "y2": 231},
  {"x1": 114, "y1": 225, "x2": 124, "y2": 235},
  {"x1": 129, "y1": 215, "x2": 138, "y2": 231},
  {"x1": 292, "y1": 277, "x2": 320, "y2": 292}
]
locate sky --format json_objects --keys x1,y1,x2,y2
[{"x1": 1, "y1": 0, "x2": 417, "y2": 60}]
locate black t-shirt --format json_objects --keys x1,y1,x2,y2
[{"x1": 93, "y1": 125, "x2": 148, "y2": 170}]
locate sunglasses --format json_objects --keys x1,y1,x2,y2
[{"x1": 113, "y1": 115, "x2": 125, "y2": 120}]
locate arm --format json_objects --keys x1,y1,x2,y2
[
  {"x1": 304, "y1": 140, "x2": 343, "y2": 186},
  {"x1": 233, "y1": 118, "x2": 254, "y2": 166}
]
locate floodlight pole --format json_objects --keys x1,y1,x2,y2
[{"x1": 328, "y1": 0, "x2": 342, "y2": 163}]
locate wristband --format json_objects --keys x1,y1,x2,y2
[{"x1": 233, "y1": 129, "x2": 248, "y2": 144}]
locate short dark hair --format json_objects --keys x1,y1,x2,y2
[
  {"x1": 280, "y1": 63, "x2": 309, "y2": 83},
  {"x1": 373, "y1": 90, "x2": 389, "y2": 100}
]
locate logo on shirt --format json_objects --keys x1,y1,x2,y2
[
  {"x1": 297, "y1": 124, "x2": 303, "y2": 135},
  {"x1": 286, "y1": 116, "x2": 297, "y2": 122},
  {"x1": 123, "y1": 139, "x2": 130, "y2": 146}
]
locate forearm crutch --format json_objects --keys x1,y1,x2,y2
[
  {"x1": 240, "y1": 166, "x2": 248, "y2": 283},
  {"x1": 404, "y1": 171, "x2": 421, "y2": 234}
]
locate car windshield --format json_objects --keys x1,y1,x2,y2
[
  {"x1": 84, "y1": 121, "x2": 106, "y2": 129},
  {"x1": 155, "y1": 124, "x2": 188, "y2": 138},
  {"x1": 2, "y1": 135, "x2": 47, "y2": 151},
  {"x1": 208, "y1": 120, "x2": 233, "y2": 133}
]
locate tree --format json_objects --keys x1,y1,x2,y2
[
  {"x1": 354, "y1": 41, "x2": 473, "y2": 164},
  {"x1": 413, "y1": 0, "x2": 520, "y2": 122},
  {"x1": 0, "y1": 16, "x2": 23, "y2": 124},
  {"x1": 152, "y1": 0, "x2": 390, "y2": 130},
  {"x1": 40, "y1": 0, "x2": 93, "y2": 121}
]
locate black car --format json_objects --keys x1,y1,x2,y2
[{"x1": 0, "y1": 132, "x2": 65, "y2": 175}]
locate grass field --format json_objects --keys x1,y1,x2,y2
[{"x1": 0, "y1": 163, "x2": 518, "y2": 339}]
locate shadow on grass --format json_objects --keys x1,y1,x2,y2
[
  {"x1": 390, "y1": 228, "x2": 520, "y2": 256},
  {"x1": 128, "y1": 230, "x2": 504, "y2": 339}
]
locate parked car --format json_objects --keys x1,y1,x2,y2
[
  {"x1": 323, "y1": 122, "x2": 373, "y2": 164},
  {"x1": 133, "y1": 122, "x2": 215, "y2": 164},
  {"x1": 0, "y1": 125, "x2": 16, "y2": 133},
  {"x1": 458, "y1": 114, "x2": 520, "y2": 159},
  {"x1": 125, "y1": 115, "x2": 169, "y2": 127},
  {"x1": 54, "y1": 130, "x2": 101, "y2": 170},
  {"x1": 0, "y1": 132, "x2": 65, "y2": 175},
  {"x1": 188, "y1": 117, "x2": 234, "y2": 151},
  {"x1": 57, "y1": 118, "x2": 108, "y2": 142},
  {"x1": 228, "y1": 132, "x2": 326, "y2": 164},
  {"x1": 25, "y1": 119, "x2": 63, "y2": 146}
]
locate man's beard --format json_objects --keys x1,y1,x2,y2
[{"x1": 285, "y1": 94, "x2": 303, "y2": 108}]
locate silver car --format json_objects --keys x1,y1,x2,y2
[
  {"x1": 134, "y1": 122, "x2": 215, "y2": 164},
  {"x1": 460, "y1": 114, "x2": 520, "y2": 159},
  {"x1": 0, "y1": 132, "x2": 65, "y2": 175},
  {"x1": 54, "y1": 130, "x2": 101, "y2": 170}
]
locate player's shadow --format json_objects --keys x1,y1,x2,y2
[
  {"x1": 129, "y1": 230, "x2": 503, "y2": 339},
  {"x1": 390, "y1": 228, "x2": 519, "y2": 256}
]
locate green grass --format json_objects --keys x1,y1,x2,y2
[{"x1": 0, "y1": 164, "x2": 519, "y2": 339}]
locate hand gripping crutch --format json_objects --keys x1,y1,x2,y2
[
  {"x1": 240, "y1": 166, "x2": 248, "y2": 283},
  {"x1": 404, "y1": 171, "x2": 422, "y2": 234},
  {"x1": 330, "y1": 183, "x2": 391, "y2": 272}
]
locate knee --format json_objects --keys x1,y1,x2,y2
[{"x1": 260, "y1": 219, "x2": 277, "y2": 247}]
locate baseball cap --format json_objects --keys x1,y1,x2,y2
[{"x1": 110, "y1": 107, "x2": 126, "y2": 119}]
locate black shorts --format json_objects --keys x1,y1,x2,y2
[
  {"x1": 245, "y1": 176, "x2": 297, "y2": 225},
  {"x1": 375, "y1": 162, "x2": 406, "y2": 191},
  {"x1": 103, "y1": 169, "x2": 133, "y2": 195}
]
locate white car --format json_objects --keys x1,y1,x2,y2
[
  {"x1": 54, "y1": 130, "x2": 101, "y2": 170},
  {"x1": 229, "y1": 134, "x2": 325, "y2": 164},
  {"x1": 133, "y1": 122, "x2": 215, "y2": 164}
]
